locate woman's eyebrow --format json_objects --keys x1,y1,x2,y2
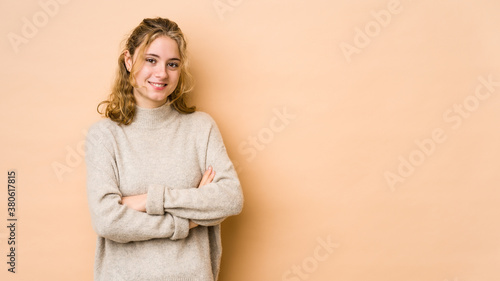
[{"x1": 145, "y1": 53, "x2": 181, "y2": 61}]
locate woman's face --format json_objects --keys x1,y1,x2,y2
[{"x1": 125, "y1": 36, "x2": 181, "y2": 108}]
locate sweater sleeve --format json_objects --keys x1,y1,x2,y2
[
  {"x1": 85, "y1": 122, "x2": 190, "y2": 243},
  {"x1": 145, "y1": 115, "x2": 244, "y2": 223}
]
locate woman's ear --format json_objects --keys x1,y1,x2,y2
[{"x1": 124, "y1": 50, "x2": 132, "y2": 72}]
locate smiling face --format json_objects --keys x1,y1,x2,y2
[{"x1": 125, "y1": 36, "x2": 181, "y2": 108}]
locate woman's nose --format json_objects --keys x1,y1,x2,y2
[{"x1": 155, "y1": 65, "x2": 168, "y2": 78}]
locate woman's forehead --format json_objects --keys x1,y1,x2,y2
[{"x1": 143, "y1": 36, "x2": 180, "y2": 59}]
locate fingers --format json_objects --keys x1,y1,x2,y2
[
  {"x1": 198, "y1": 167, "x2": 211, "y2": 187},
  {"x1": 198, "y1": 166, "x2": 216, "y2": 188},
  {"x1": 208, "y1": 167, "x2": 215, "y2": 182}
]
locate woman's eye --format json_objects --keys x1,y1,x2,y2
[
  {"x1": 167, "y1": 62, "x2": 179, "y2": 68},
  {"x1": 146, "y1": 58, "x2": 156, "y2": 64}
]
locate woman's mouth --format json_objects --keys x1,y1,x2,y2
[{"x1": 148, "y1": 81, "x2": 167, "y2": 90}]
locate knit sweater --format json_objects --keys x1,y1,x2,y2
[{"x1": 84, "y1": 101, "x2": 244, "y2": 281}]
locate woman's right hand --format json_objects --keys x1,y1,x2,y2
[
  {"x1": 198, "y1": 165, "x2": 215, "y2": 188},
  {"x1": 189, "y1": 166, "x2": 216, "y2": 229}
]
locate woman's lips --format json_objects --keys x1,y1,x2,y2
[{"x1": 148, "y1": 81, "x2": 167, "y2": 90}]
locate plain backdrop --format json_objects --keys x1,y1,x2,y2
[{"x1": 1, "y1": 0, "x2": 500, "y2": 280}]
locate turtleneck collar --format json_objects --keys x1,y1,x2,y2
[{"x1": 130, "y1": 101, "x2": 176, "y2": 129}]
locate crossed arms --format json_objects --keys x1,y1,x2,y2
[
  {"x1": 85, "y1": 121, "x2": 243, "y2": 243},
  {"x1": 120, "y1": 166, "x2": 217, "y2": 229}
]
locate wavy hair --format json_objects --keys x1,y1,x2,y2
[{"x1": 98, "y1": 17, "x2": 196, "y2": 125}]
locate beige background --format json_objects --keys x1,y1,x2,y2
[{"x1": 1, "y1": 0, "x2": 500, "y2": 280}]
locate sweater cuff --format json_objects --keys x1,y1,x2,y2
[
  {"x1": 171, "y1": 216, "x2": 189, "y2": 240},
  {"x1": 146, "y1": 184, "x2": 165, "y2": 215}
]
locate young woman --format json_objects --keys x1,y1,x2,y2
[{"x1": 85, "y1": 17, "x2": 243, "y2": 281}]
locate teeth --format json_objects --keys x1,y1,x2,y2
[{"x1": 150, "y1": 82, "x2": 165, "y2": 87}]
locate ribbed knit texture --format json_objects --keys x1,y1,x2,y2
[{"x1": 85, "y1": 102, "x2": 244, "y2": 281}]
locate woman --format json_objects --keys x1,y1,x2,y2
[{"x1": 85, "y1": 17, "x2": 243, "y2": 281}]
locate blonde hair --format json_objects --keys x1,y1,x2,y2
[{"x1": 98, "y1": 17, "x2": 196, "y2": 125}]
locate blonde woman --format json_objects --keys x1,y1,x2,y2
[{"x1": 85, "y1": 17, "x2": 243, "y2": 281}]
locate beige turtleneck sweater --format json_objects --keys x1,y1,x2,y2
[{"x1": 84, "y1": 102, "x2": 243, "y2": 281}]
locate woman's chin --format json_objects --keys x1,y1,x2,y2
[{"x1": 145, "y1": 94, "x2": 168, "y2": 103}]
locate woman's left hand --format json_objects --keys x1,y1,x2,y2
[{"x1": 120, "y1": 194, "x2": 147, "y2": 212}]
